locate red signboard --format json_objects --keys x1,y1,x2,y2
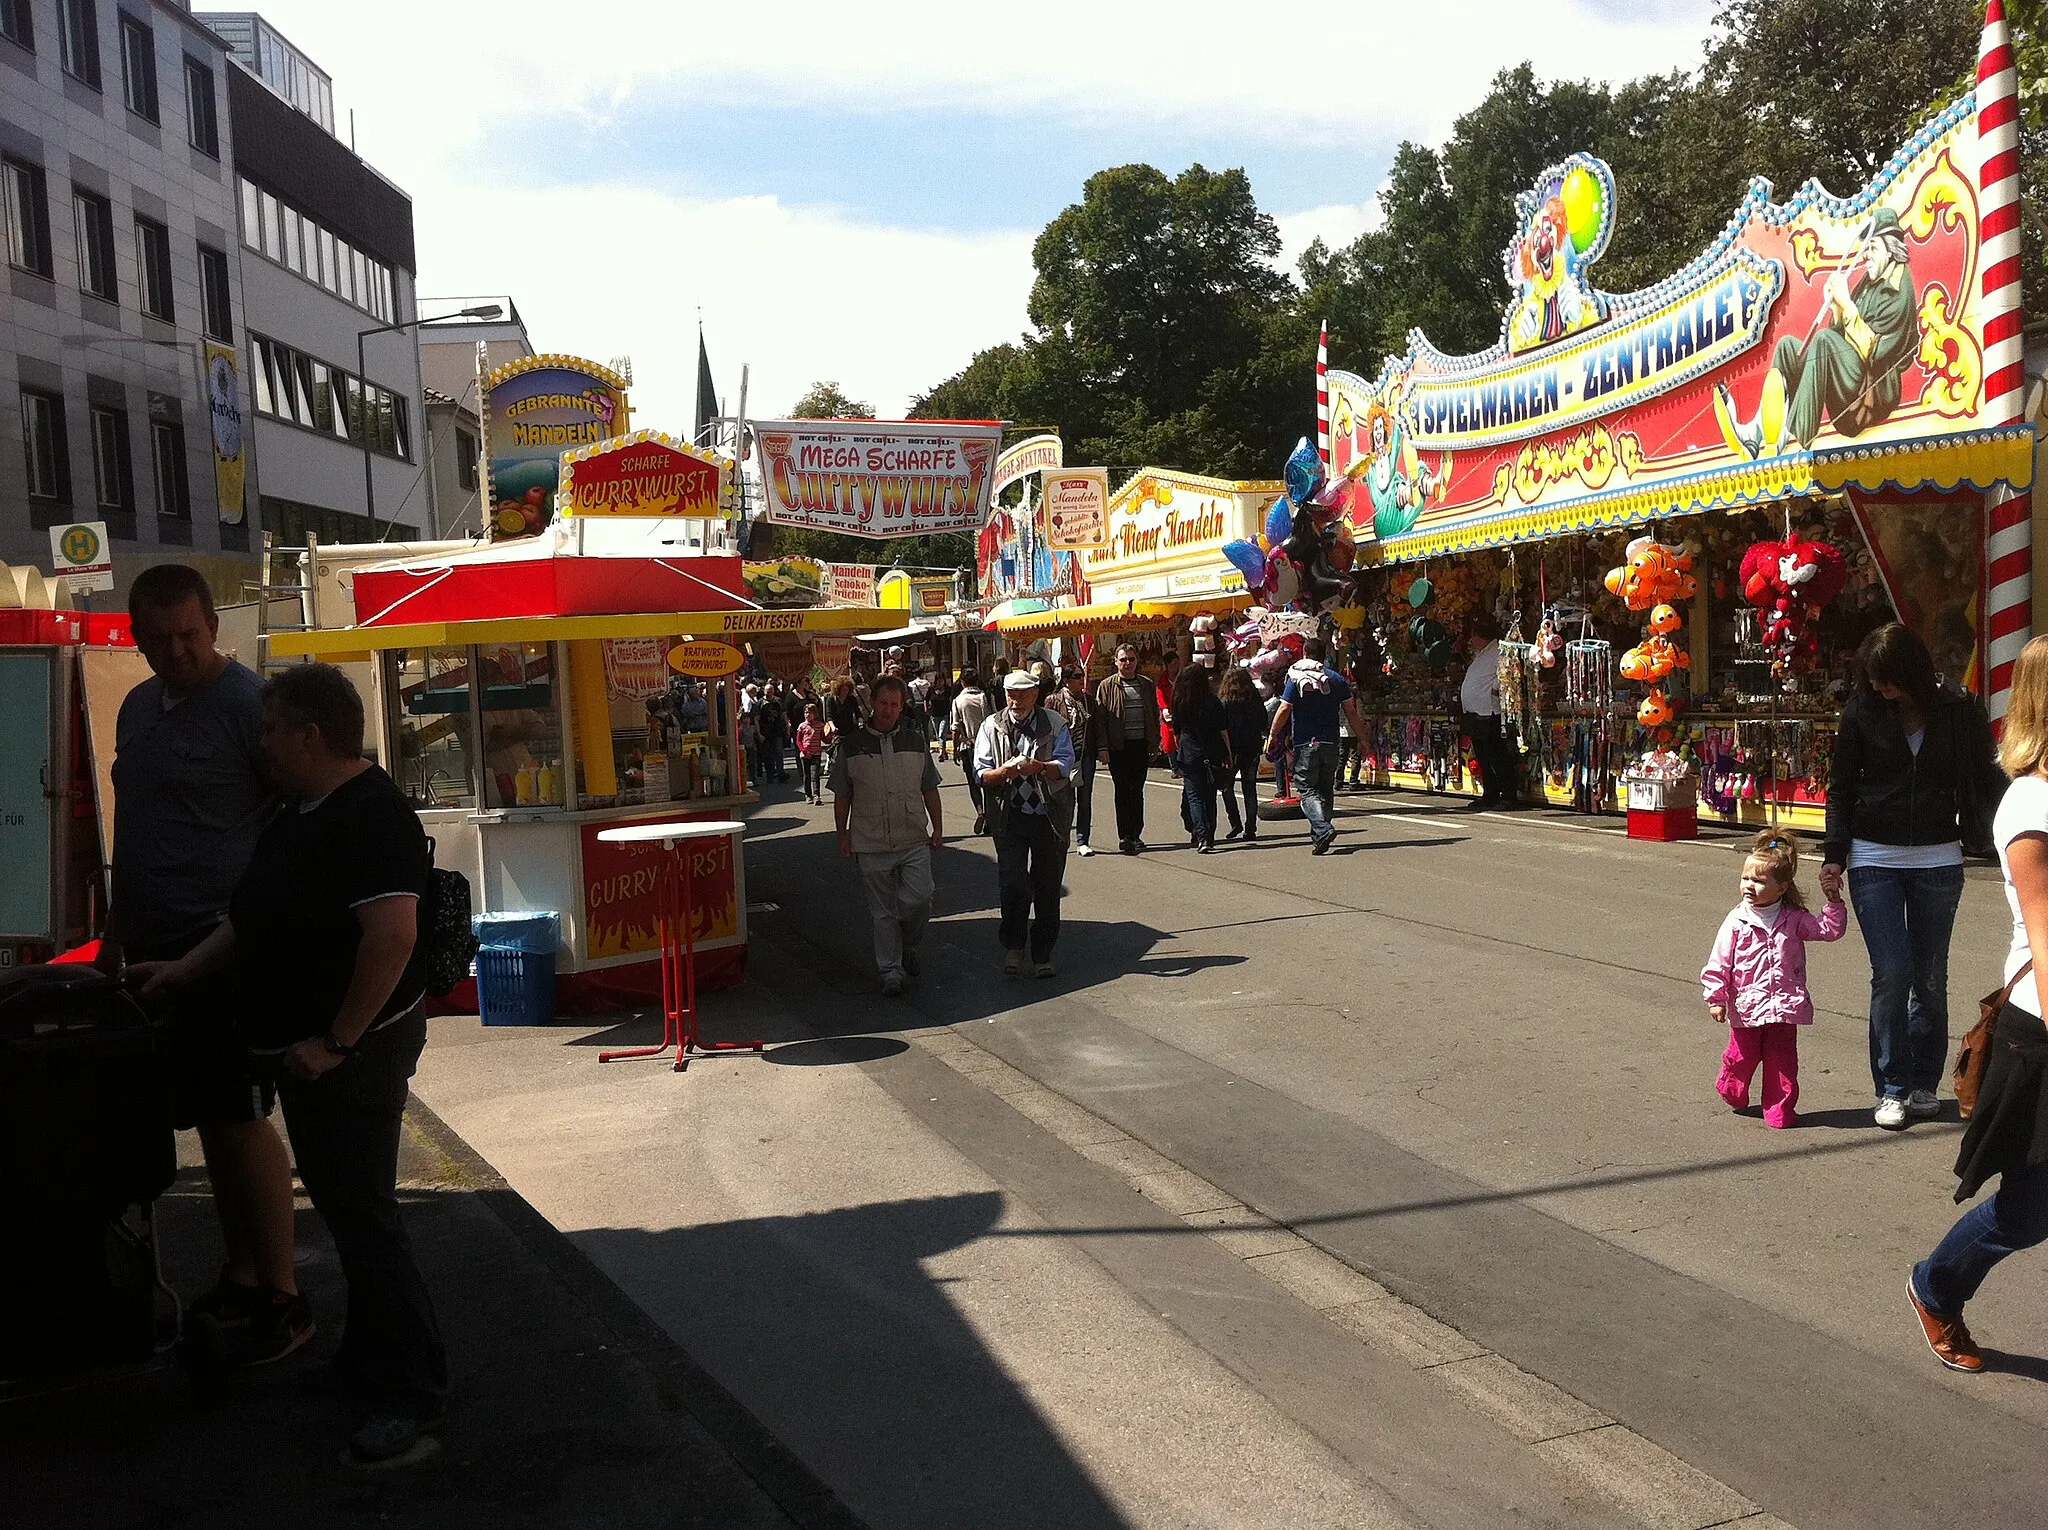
[
  {"x1": 561, "y1": 432, "x2": 728, "y2": 519},
  {"x1": 580, "y1": 814, "x2": 740, "y2": 963}
]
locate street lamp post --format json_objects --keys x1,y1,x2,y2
[{"x1": 356, "y1": 303, "x2": 501, "y2": 537}]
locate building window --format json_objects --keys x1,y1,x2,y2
[
  {"x1": 118, "y1": 13, "x2": 156, "y2": 121},
  {"x1": 21, "y1": 388, "x2": 70, "y2": 503},
  {"x1": 184, "y1": 56, "x2": 219, "y2": 157},
  {"x1": 135, "y1": 216, "x2": 173, "y2": 319},
  {"x1": 3, "y1": 157, "x2": 51, "y2": 276},
  {"x1": 249, "y1": 333, "x2": 412, "y2": 460},
  {"x1": 198, "y1": 244, "x2": 231, "y2": 339},
  {"x1": 89, "y1": 406, "x2": 133, "y2": 511},
  {"x1": 258, "y1": 188, "x2": 278, "y2": 260},
  {"x1": 57, "y1": 0, "x2": 99, "y2": 89},
  {"x1": 318, "y1": 227, "x2": 336, "y2": 293},
  {"x1": 150, "y1": 419, "x2": 189, "y2": 519},
  {"x1": 456, "y1": 428, "x2": 479, "y2": 491},
  {"x1": 73, "y1": 188, "x2": 116, "y2": 299},
  {"x1": 2, "y1": 0, "x2": 34, "y2": 52}
]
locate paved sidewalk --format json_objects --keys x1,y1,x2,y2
[{"x1": 1, "y1": 1103, "x2": 844, "y2": 1530}]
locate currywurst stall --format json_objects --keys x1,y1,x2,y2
[{"x1": 269, "y1": 512, "x2": 897, "y2": 1009}]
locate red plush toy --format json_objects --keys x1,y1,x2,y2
[{"x1": 1739, "y1": 536, "x2": 1846, "y2": 662}]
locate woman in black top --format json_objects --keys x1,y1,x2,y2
[
  {"x1": 1219, "y1": 666, "x2": 1268, "y2": 841},
  {"x1": 141, "y1": 664, "x2": 446, "y2": 1465},
  {"x1": 1823, "y1": 624, "x2": 2005, "y2": 1128},
  {"x1": 1171, "y1": 665, "x2": 1233, "y2": 852}
]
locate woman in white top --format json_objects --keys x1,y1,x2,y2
[
  {"x1": 1907, "y1": 634, "x2": 2048, "y2": 1372},
  {"x1": 1822, "y1": 624, "x2": 2004, "y2": 1129}
]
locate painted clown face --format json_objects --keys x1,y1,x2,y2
[
  {"x1": 1370, "y1": 414, "x2": 1390, "y2": 456},
  {"x1": 1530, "y1": 206, "x2": 1560, "y2": 278}
]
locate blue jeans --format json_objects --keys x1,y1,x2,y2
[
  {"x1": 1848, "y1": 863, "x2": 1966, "y2": 1098},
  {"x1": 1292, "y1": 742, "x2": 1339, "y2": 842},
  {"x1": 1180, "y1": 759, "x2": 1219, "y2": 845},
  {"x1": 1914, "y1": 1155, "x2": 2048, "y2": 1316}
]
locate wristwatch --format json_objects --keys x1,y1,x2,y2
[{"x1": 320, "y1": 1031, "x2": 358, "y2": 1057}]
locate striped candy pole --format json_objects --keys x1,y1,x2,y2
[
  {"x1": 1979, "y1": 0, "x2": 2029, "y2": 721},
  {"x1": 1315, "y1": 320, "x2": 1330, "y2": 468}
]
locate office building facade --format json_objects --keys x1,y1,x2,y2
[{"x1": 0, "y1": 0, "x2": 248, "y2": 597}]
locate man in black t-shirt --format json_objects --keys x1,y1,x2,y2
[{"x1": 142, "y1": 664, "x2": 446, "y2": 1467}]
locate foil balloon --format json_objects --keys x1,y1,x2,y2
[
  {"x1": 1283, "y1": 437, "x2": 1325, "y2": 508},
  {"x1": 1406, "y1": 575, "x2": 1434, "y2": 609},
  {"x1": 1221, "y1": 538, "x2": 1267, "y2": 589},
  {"x1": 1264, "y1": 496, "x2": 1295, "y2": 550}
]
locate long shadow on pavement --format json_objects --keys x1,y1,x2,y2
[{"x1": 574, "y1": 1192, "x2": 1136, "y2": 1530}]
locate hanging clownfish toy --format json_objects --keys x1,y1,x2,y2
[{"x1": 1637, "y1": 688, "x2": 1675, "y2": 727}]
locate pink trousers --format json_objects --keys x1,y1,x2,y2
[{"x1": 1716, "y1": 1023, "x2": 1799, "y2": 1128}]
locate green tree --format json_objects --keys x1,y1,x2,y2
[{"x1": 789, "y1": 380, "x2": 875, "y2": 420}]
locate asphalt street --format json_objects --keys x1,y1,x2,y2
[{"x1": 414, "y1": 764, "x2": 2048, "y2": 1529}]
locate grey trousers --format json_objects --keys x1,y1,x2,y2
[{"x1": 858, "y1": 845, "x2": 935, "y2": 978}]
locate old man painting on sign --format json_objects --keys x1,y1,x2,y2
[{"x1": 1717, "y1": 207, "x2": 1919, "y2": 459}]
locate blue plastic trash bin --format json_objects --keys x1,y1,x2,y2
[
  {"x1": 474, "y1": 912, "x2": 561, "y2": 1026},
  {"x1": 471, "y1": 912, "x2": 561, "y2": 954}
]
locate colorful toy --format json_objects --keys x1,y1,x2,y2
[{"x1": 1738, "y1": 534, "x2": 1847, "y2": 664}]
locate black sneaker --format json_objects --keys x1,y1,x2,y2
[
  {"x1": 901, "y1": 945, "x2": 922, "y2": 978},
  {"x1": 1311, "y1": 833, "x2": 1335, "y2": 856},
  {"x1": 226, "y1": 1288, "x2": 316, "y2": 1368}
]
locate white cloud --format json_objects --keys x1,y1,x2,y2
[
  {"x1": 1274, "y1": 201, "x2": 1385, "y2": 272},
  {"x1": 416, "y1": 184, "x2": 1033, "y2": 427},
  {"x1": 236, "y1": 1, "x2": 1717, "y2": 421}
]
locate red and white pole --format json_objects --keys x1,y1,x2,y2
[
  {"x1": 1315, "y1": 320, "x2": 1331, "y2": 469},
  {"x1": 1979, "y1": 0, "x2": 2029, "y2": 721}
]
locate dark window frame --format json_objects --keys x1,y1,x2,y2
[
  {"x1": 57, "y1": 0, "x2": 100, "y2": 89},
  {"x1": 89, "y1": 404, "x2": 134, "y2": 512},
  {"x1": 134, "y1": 213, "x2": 173, "y2": 319},
  {"x1": 183, "y1": 55, "x2": 219, "y2": 158},
  {"x1": 117, "y1": 12, "x2": 157, "y2": 121},
  {"x1": 197, "y1": 242, "x2": 231, "y2": 340},
  {"x1": 21, "y1": 387, "x2": 72, "y2": 504},
  {"x1": 3, "y1": 156, "x2": 52, "y2": 276},
  {"x1": 456, "y1": 428, "x2": 479, "y2": 491},
  {"x1": 149, "y1": 417, "x2": 190, "y2": 519},
  {"x1": 1, "y1": 0, "x2": 34, "y2": 53},
  {"x1": 72, "y1": 186, "x2": 116, "y2": 300}
]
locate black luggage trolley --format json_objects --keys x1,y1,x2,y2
[{"x1": 0, "y1": 966, "x2": 179, "y2": 1380}]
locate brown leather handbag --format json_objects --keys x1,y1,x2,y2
[{"x1": 1958, "y1": 961, "x2": 2031, "y2": 1120}]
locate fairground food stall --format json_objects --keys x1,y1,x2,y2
[
  {"x1": 992, "y1": 470, "x2": 1270, "y2": 681},
  {"x1": 270, "y1": 440, "x2": 899, "y2": 1009},
  {"x1": 1321, "y1": 36, "x2": 2033, "y2": 832}
]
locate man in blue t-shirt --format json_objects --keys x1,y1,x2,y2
[{"x1": 1265, "y1": 638, "x2": 1366, "y2": 854}]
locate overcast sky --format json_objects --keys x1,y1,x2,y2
[{"x1": 232, "y1": 1, "x2": 1719, "y2": 429}]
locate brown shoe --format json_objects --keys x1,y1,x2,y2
[{"x1": 1907, "y1": 1275, "x2": 1984, "y2": 1372}]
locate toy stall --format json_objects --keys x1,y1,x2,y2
[
  {"x1": 1303, "y1": 57, "x2": 2032, "y2": 835},
  {"x1": 271, "y1": 436, "x2": 899, "y2": 1009}
]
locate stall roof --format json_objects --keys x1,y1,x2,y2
[
  {"x1": 269, "y1": 606, "x2": 906, "y2": 657},
  {"x1": 1368, "y1": 427, "x2": 2035, "y2": 564},
  {"x1": 993, "y1": 590, "x2": 1252, "y2": 636}
]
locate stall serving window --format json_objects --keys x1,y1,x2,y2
[
  {"x1": 388, "y1": 647, "x2": 482, "y2": 809},
  {"x1": 476, "y1": 642, "x2": 564, "y2": 808}
]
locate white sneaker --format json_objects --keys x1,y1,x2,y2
[
  {"x1": 1875, "y1": 1096, "x2": 1909, "y2": 1130},
  {"x1": 1077, "y1": 843, "x2": 1096, "y2": 858},
  {"x1": 1906, "y1": 1089, "x2": 1941, "y2": 1119}
]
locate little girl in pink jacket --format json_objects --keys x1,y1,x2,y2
[{"x1": 1701, "y1": 830, "x2": 1848, "y2": 1128}]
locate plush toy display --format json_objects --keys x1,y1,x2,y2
[
  {"x1": 1605, "y1": 535, "x2": 1696, "y2": 736},
  {"x1": 1738, "y1": 534, "x2": 1847, "y2": 665}
]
